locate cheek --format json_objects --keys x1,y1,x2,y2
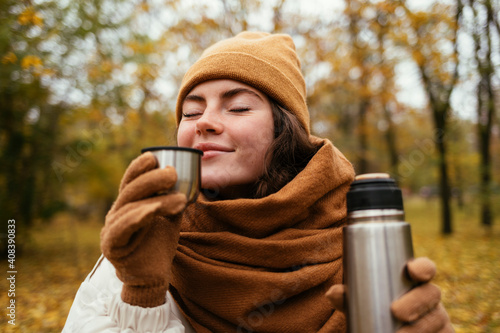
[
  {"x1": 176, "y1": 123, "x2": 192, "y2": 146},
  {"x1": 239, "y1": 124, "x2": 273, "y2": 165}
]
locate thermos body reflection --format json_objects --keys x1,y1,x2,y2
[
  {"x1": 343, "y1": 174, "x2": 415, "y2": 333},
  {"x1": 141, "y1": 146, "x2": 203, "y2": 203}
]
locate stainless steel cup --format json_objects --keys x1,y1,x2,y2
[
  {"x1": 141, "y1": 146, "x2": 203, "y2": 203},
  {"x1": 344, "y1": 173, "x2": 414, "y2": 333}
]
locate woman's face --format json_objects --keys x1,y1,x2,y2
[{"x1": 177, "y1": 79, "x2": 274, "y2": 198}]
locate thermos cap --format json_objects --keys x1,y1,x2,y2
[{"x1": 347, "y1": 173, "x2": 404, "y2": 212}]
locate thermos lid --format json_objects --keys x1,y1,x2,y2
[{"x1": 346, "y1": 173, "x2": 404, "y2": 212}]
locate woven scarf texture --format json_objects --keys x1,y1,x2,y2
[{"x1": 170, "y1": 137, "x2": 355, "y2": 332}]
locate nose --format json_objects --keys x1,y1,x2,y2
[{"x1": 195, "y1": 108, "x2": 224, "y2": 135}]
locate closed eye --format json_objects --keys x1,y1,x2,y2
[
  {"x1": 230, "y1": 107, "x2": 250, "y2": 112},
  {"x1": 182, "y1": 112, "x2": 202, "y2": 118}
]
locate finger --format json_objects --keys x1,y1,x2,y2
[
  {"x1": 114, "y1": 167, "x2": 178, "y2": 209},
  {"x1": 407, "y1": 257, "x2": 437, "y2": 283},
  {"x1": 102, "y1": 201, "x2": 160, "y2": 257},
  {"x1": 119, "y1": 152, "x2": 158, "y2": 192},
  {"x1": 103, "y1": 193, "x2": 187, "y2": 251},
  {"x1": 391, "y1": 283, "x2": 441, "y2": 322},
  {"x1": 108, "y1": 192, "x2": 188, "y2": 231},
  {"x1": 325, "y1": 284, "x2": 346, "y2": 312},
  {"x1": 397, "y1": 303, "x2": 451, "y2": 333},
  {"x1": 152, "y1": 192, "x2": 187, "y2": 216}
]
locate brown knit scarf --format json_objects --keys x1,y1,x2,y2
[{"x1": 170, "y1": 137, "x2": 355, "y2": 333}]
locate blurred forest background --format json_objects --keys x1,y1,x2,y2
[{"x1": 0, "y1": 0, "x2": 499, "y2": 331}]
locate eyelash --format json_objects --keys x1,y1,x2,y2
[
  {"x1": 183, "y1": 107, "x2": 250, "y2": 117},
  {"x1": 182, "y1": 113, "x2": 199, "y2": 118},
  {"x1": 230, "y1": 107, "x2": 250, "y2": 112}
]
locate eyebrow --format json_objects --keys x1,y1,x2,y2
[
  {"x1": 184, "y1": 94, "x2": 205, "y2": 103},
  {"x1": 221, "y1": 88, "x2": 264, "y2": 101},
  {"x1": 184, "y1": 87, "x2": 264, "y2": 103}
]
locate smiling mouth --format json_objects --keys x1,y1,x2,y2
[{"x1": 194, "y1": 143, "x2": 234, "y2": 159}]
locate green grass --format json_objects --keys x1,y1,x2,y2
[{"x1": 0, "y1": 197, "x2": 498, "y2": 332}]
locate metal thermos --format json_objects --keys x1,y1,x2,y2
[{"x1": 344, "y1": 173, "x2": 414, "y2": 333}]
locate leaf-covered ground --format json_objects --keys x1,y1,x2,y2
[
  {"x1": 0, "y1": 218, "x2": 102, "y2": 332},
  {"x1": 1, "y1": 198, "x2": 498, "y2": 332},
  {"x1": 407, "y1": 198, "x2": 500, "y2": 333}
]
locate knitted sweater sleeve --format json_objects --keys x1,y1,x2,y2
[{"x1": 62, "y1": 255, "x2": 192, "y2": 333}]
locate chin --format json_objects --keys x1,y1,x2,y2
[
  {"x1": 201, "y1": 178, "x2": 229, "y2": 195},
  {"x1": 201, "y1": 171, "x2": 233, "y2": 190}
]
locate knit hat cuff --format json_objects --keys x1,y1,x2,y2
[{"x1": 175, "y1": 52, "x2": 310, "y2": 134}]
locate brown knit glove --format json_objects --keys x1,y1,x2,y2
[
  {"x1": 392, "y1": 257, "x2": 454, "y2": 332},
  {"x1": 101, "y1": 152, "x2": 187, "y2": 308},
  {"x1": 325, "y1": 257, "x2": 454, "y2": 332}
]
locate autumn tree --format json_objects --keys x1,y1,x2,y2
[
  {"x1": 0, "y1": 1, "x2": 65, "y2": 240},
  {"x1": 346, "y1": 0, "x2": 373, "y2": 174},
  {"x1": 1, "y1": 0, "x2": 293, "y2": 232},
  {"x1": 369, "y1": 3, "x2": 403, "y2": 179},
  {"x1": 0, "y1": 0, "x2": 153, "y2": 234},
  {"x1": 461, "y1": 0, "x2": 499, "y2": 228},
  {"x1": 305, "y1": 1, "x2": 410, "y2": 180},
  {"x1": 3, "y1": 0, "x2": 496, "y2": 243},
  {"x1": 394, "y1": 1, "x2": 462, "y2": 234}
]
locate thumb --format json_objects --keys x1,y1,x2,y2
[
  {"x1": 407, "y1": 257, "x2": 436, "y2": 283},
  {"x1": 326, "y1": 284, "x2": 346, "y2": 312}
]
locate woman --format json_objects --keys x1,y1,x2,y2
[{"x1": 64, "y1": 32, "x2": 453, "y2": 332}]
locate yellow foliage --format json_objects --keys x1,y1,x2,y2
[
  {"x1": 375, "y1": 1, "x2": 397, "y2": 14},
  {"x1": 88, "y1": 60, "x2": 115, "y2": 80},
  {"x1": 125, "y1": 41, "x2": 155, "y2": 55},
  {"x1": 18, "y1": 7, "x2": 43, "y2": 26},
  {"x1": 1, "y1": 52, "x2": 17, "y2": 64},
  {"x1": 41, "y1": 68, "x2": 56, "y2": 77},
  {"x1": 100, "y1": 60, "x2": 114, "y2": 73},
  {"x1": 127, "y1": 111, "x2": 140, "y2": 123},
  {"x1": 21, "y1": 55, "x2": 43, "y2": 70},
  {"x1": 412, "y1": 49, "x2": 425, "y2": 66},
  {"x1": 140, "y1": 2, "x2": 150, "y2": 12},
  {"x1": 137, "y1": 63, "x2": 157, "y2": 81},
  {"x1": 87, "y1": 66, "x2": 101, "y2": 80},
  {"x1": 88, "y1": 108, "x2": 104, "y2": 122},
  {"x1": 126, "y1": 41, "x2": 140, "y2": 53},
  {"x1": 141, "y1": 42, "x2": 155, "y2": 55},
  {"x1": 412, "y1": 11, "x2": 430, "y2": 27}
]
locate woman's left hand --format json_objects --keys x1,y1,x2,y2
[
  {"x1": 325, "y1": 257, "x2": 454, "y2": 332},
  {"x1": 392, "y1": 257, "x2": 454, "y2": 333}
]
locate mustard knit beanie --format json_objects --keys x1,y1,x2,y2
[{"x1": 175, "y1": 31, "x2": 310, "y2": 134}]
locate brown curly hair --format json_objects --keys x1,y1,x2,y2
[{"x1": 253, "y1": 101, "x2": 319, "y2": 198}]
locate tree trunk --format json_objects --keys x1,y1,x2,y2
[
  {"x1": 383, "y1": 106, "x2": 399, "y2": 180},
  {"x1": 479, "y1": 130, "x2": 492, "y2": 227},
  {"x1": 0, "y1": 90, "x2": 27, "y2": 225},
  {"x1": 402, "y1": 0, "x2": 462, "y2": 235},
  {"x1": 476, "y1": 0, "x2": 496, "y2": 228},
  {"x1": 433, "y1": 109, "x2": 453, "y2": 234},
  {"x1": 357, "y1": 99, "x2": 370, "y2": 174},
  {"x1": 476, "y1": 77, "x2": 494, "y2": 227}
]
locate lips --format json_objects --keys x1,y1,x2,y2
[{"x1": 194, "y1": 142, "x2": 234, "y2": 159}]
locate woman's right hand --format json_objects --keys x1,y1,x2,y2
[{"x1": 100, "y1": 152, "x2": 187, "y2": 308}]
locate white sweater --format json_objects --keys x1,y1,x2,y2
[{"x1": 63, "y1": 256, "x2": 195, "y2": 333}]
